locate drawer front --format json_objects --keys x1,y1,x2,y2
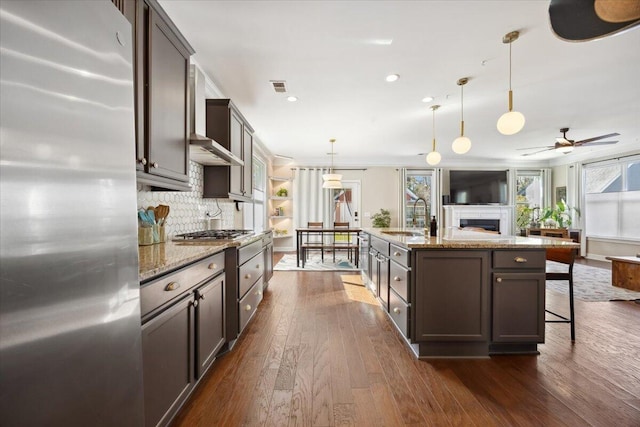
[
  {"x1": 390, "y1": 244, "x2": 410, "y2": 268},
  {"x1": 239, "y1": 252, "x2": 264, "y2": 298},
  {"x1": 389, "y1": 288, "x2": 410, "y2": 338},
  {"x1": 262, "y1": 231, "x2": 273, "y2": 247},
  {"x1": 239, "y1": 280, "x2": 264, "y2": 332},
  {"x1": 370, "y1": 235, "x2": 390, "y2": 256},
  {"x1": 493, "y1": 250, "x2": 545, "y2": 270},
  {"x1": 141, "y1": 252, "x2": 225, "y2": 317},
  {"x1": 389, "y1": 261, "x2": 410, "y2": 303},
  {"x1": 238, "y1": 239, "x2": 263, "y2": 265}
]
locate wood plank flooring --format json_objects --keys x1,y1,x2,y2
[{"x1": 173, "y1": 256, "x2": 640, "y2": 426}]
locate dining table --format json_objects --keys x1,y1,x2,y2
[{"x1": 295, "y1": 227, "x2": 362, "y2": 267}]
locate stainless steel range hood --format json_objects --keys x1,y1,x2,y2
[{"x1": 189, "y1": 66, "x2": 243, "y2": 166}]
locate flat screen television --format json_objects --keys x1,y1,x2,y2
[{"x1": 449, "y1": 170, "x2": 508, "y2": 205}]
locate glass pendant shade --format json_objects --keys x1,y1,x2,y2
[
  {"x1": 557, "y1": 145, "x2": 574, "y2": 154},
  {"x1": 497, "y1": 31, "x2": 525, "y2": 136},
  {"x1": 452, "y1": 78, "x2": 471, "y2": 154},
  {"x1": 497, "y1": 110, "x2": 526, "y2": 135},
  {"x1": 452, "y1": 136, "x2": 472, "y2": 154},
  {"x1": 426, "y1": 150, "x2": 441, "y2": 166}
]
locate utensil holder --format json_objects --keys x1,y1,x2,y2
[{"x1": 138, "y1": 226, "x2": 153, "y2": 246}]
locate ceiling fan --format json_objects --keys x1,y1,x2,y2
[{"x1": 519, "y1": 128, "x2": 619, "y2": 156}]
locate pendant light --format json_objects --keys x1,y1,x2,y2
[
  {"x1": 426, "y1": 105, "x2": 441, "y2": 166},
  {"x1": 497, "y1": 31, "x2": 526, "y2": 135},
  {"x1": 452, "y1": 77, "x2": 472, "y2": 154},
  {"x1": 322, "y1": 138, "x2": 342, "y2": 189}
]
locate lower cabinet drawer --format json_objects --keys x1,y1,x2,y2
[
  {"x1": 390, "y1": 260, "x2": 410, "y2": 302},
  {"x1": 389, "y1": 288, "x2": 410, "y2": 338},
  {"x1": 239, "y1": 252, "x2": 264, "y2": 298},
  {"x1": 239, "y1": 280, "x2": 264, "y2": 333},
  {"x1": 493, "y1": 250, "x2": 545, "y2": 269}
]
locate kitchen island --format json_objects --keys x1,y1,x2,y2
[{"x1": 361, "y1": 227, "x2": 579, "y2": 358}]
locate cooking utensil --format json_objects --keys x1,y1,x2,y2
[{"x1": 156, "y1": 204, "x2": 170, "y2": 226}]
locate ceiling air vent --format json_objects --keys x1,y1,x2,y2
[{"x1": 270, "y1": 80, "x2": 287, "y2": 93}]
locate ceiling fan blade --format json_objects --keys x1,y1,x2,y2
[
  {"x1": 521, "y1": 147, "x2": 555, "y2": 156},
  {"x1": 516, "y1": 146, "x2": 554, "y2": 151},
  {"x1": 575, "y1": 140, "x2": 619, "y2": 147},
  {"x1": 574, "y1": 132, "x2": 620, "y2": 144}
]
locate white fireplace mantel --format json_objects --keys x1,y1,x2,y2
[{"x1": 443, "y1": 205, "x2": 515, "y2": 236}]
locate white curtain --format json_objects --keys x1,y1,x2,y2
[{"x1": 293, "y1": 168, "x2": 328, "y2": 229}]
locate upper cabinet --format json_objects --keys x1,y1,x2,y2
[
  {"x1": 112, "y1": 0, "x2": 194, "y2": 191},
  {"x1": 203, "y1": 99, "x2": 254, "y2": 202}
]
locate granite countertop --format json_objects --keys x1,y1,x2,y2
[
  {"x1": 363, "y1": 227, "x2": 581, "y2": 249},
  {"x1": 138, "y1": 233, "x2": 266, "y2": 282}
]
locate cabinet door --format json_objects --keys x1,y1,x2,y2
[
  {"x1": 142, "y1": 295, "x2": 194, "y2": 427},
  {"x1": 492, "y1": 272, "x2": 545, "y2": 343},
  {"x1": 264, "y1": 243, "x2": 274, "y2": 285},
  {"x1": 229, "y1": 111, "x2": 244, "y2": 197},
  {"x1": 147, "y1": 6, "x2": 189, "y2": 182},
  {"x1": 413, "y1": 251, "x2": 489, "y2": 342},
  {"x1": 242, "y1": 126, "x2": 253, "y2": 198},
  {"x1": 378, "y1": 254, "x2": 389, "y2": 312},
  {"x1": 195, "y1": 276, "x2": 225, "y2": 378}
]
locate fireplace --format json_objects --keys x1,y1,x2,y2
[
  {"x1": 460, "y1": 219, "x2": 500, "y2": 232},
  {"x1": 443, "y1": 205, "x2": 514, "y2": 235}
]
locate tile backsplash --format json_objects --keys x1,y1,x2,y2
[{"x1": 137, "y1": 161, "x2": 236, "y2": 237}]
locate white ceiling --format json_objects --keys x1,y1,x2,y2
[{"x1": 160, "y1": 0, "x2": 640, "y2": 168}]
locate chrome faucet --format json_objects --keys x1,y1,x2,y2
[{"x1": 412, "y1": 197, "x2": 427, "y2": 227}]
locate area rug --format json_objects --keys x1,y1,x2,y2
[
  {"x1": 546, "y1": 261, "x2": 640, "y2": 302},
  {"x1": 274, "y1": 253, "x2": 358, "y2": 271}
]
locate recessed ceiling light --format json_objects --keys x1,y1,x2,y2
[
  {"x1": 287, "y1": 96, "x2": 298, "y2": 102},
  {"x1": 385, "y1": 74, "x2": 399, "y2": 82},
  {"x1": 373, "y1": 39, "x2": 393, "y2": 45},
  {"x1": 422, "y1": 96, "x2": 434, "y2": 103}
]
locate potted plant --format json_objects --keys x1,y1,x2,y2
[
  {"x1": 371, "y1": 209, "x2": 391, "y2": 228},
  {"x1": 276, "y1": 187, "x2": 288, "y2": 197},
  {"x1": 516, "y1": 205, "x2": 540, "y2": 236},
  {"x1": 540, "y1": 199, "x2": 580, "y2": 229}
]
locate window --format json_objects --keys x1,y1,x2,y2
[
  {"x1": 515, "y1": 170, "x2": 543, "y2": 230},
  {"x1": 584, "y1": 158, "x2": 640, "y2": 239},
  {"x1": 402, "y1": 169, "x2": 436, "y2": 228},
  {"x1": 244, "y1": 156, "x2": 266, "y2": 232}
]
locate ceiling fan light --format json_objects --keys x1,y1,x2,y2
[
  {"x1": 452, "y1": 136, "x2": 472, "y2": 154},
  {"x1": 497, "y1": 111, "x2": 526, "y2": 135},
  {"x1": 426, "y1": 151, "x2": 441, "y2": 166},
  {"x1": 557, "y1": 145, "x2": 574, "y2": 154}
]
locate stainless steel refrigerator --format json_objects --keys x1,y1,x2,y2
[{"x1": 0, "y1": 1, "x2": 144, "y2": 425}]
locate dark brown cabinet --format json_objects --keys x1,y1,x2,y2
[
  {"x1": 369, "y1": 235, "x2": 390, "y2": 311},
  {"x1": 140, "y1": 252, "x2": 225, "y2": 427},
  {"x1": 413, "y1": 250, "x2": 490, "y2": 343},
  {"x1": 112, "y1": 0, "x2": 194, "y2": 191},
  {"x1": 263, "y1": 231, "x2": 274, "y2": 287},
  {"x1": 203, "y1": 99, "x2": 254, "y2": 201}
]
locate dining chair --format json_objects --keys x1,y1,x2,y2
[
  {"x1": 545, "y1": 245, "x2": 578, "y2": 341},
  {"x1": 301, "y1": 221, "x2": 324, "y2": 267},
  {"x1": 332, "y1": 222, "x2": 356, "y2": 263}
]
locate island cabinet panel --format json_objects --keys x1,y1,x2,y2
[
  {"x1": 492, "y1": 272, "x2": 546, "y2": 343},
  {"x1": 413, "y1": 251, "x2": 489, "y2": 342}
]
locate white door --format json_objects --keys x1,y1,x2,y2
[{"x1": 329, "y1": 180, "x2": 361, "y2": 233}]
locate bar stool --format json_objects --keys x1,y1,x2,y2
[{"x1": 545, "y1": 246, "x2": 578, "y2": 341}]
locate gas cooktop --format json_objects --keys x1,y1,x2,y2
[{"x1": 173, "y1": 229, "x2": 254, "y2": 242}]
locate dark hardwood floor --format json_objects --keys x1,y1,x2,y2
[{"x1": 173, "y1": 254, "x2": 640, "y2": 426}]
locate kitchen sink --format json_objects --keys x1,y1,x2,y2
[{"x1": 381, "y1": 230, "x2": 423, "y2": 237}]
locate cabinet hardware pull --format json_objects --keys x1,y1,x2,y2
[
  {"x1": 165, "y1": 282, "x2": 180, "y2": 291},
  {"x1": 256, "y1": 264, "x2": 260, "y2": 269},
  {"x1": 245, "y1": 274, "x2": 251, "y2": 279},
  {"x1": 151, "y1": 162, "x2": 159, "y2": 168},
  {"x1": 138, "y1": 157, "x2": 147, "y2": 166},
  {"x1": 393, "y1": 251, "x2": 401, "y2": 256},
  {"x1": 199, "y1": 293, "x2": 205, "y2": 300},
  {"x1": 393, "y1": 276, "x2": 401, "y2": 281},
  {"x1": 193, "y1": 299, "x2": 199, "y2": 308},
  {"x1": 256, "y1": 290, "x2": 262, "y2": 296},
  {"x1": 514, "y1": 257, "x2": 527, "y2": 263},
  {"x1": 245, "y1": 304, "x2": 252, "y2": 311},
  {"x1": 393, "y1": 307, "x2": 401, "y2": 314},
  {"x1": 208, "y1": 263, "x2": 217, "y2": 270},
  {"x1": 496, "y1": 277, "x2": 503, "y2": 283}
]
